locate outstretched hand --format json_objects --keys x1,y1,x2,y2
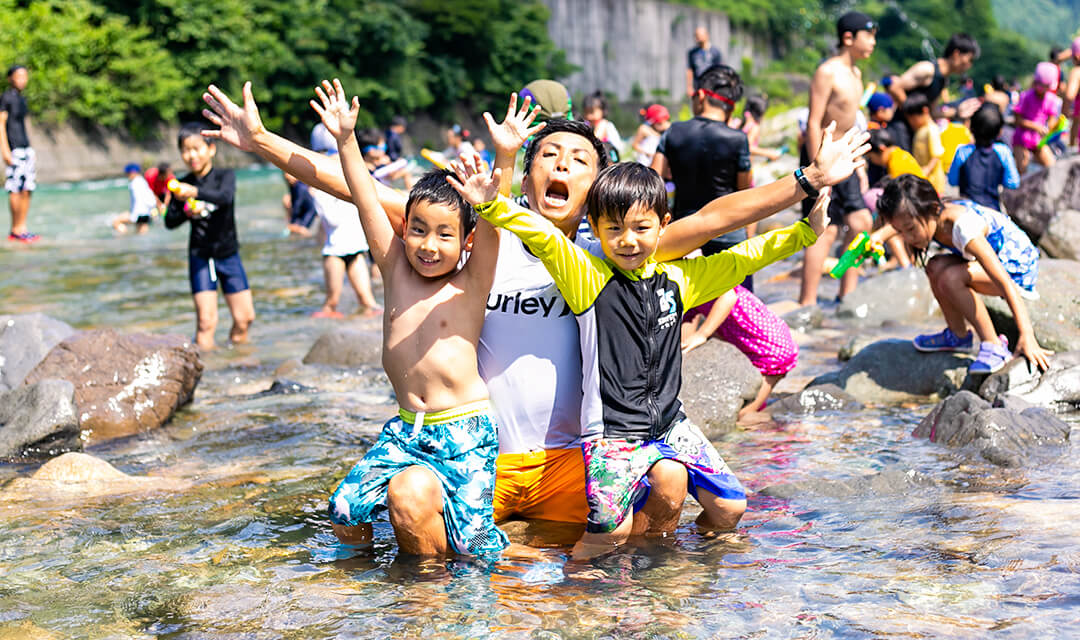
[
  {"x1": 805, "y1": 185, "x2": 831, "y2": 237},
  {"x1": 202, "y1": 82, "x2": 266, "y2": 152},
  {"x1": 812, "y1": 122, "x2": 870, "y2": 187},
  {"x1": 483, "y1": 92, "x2": 546, "y2": 155},
  {"x1": 448, "y1": 151, "x2": 501, "y2": 206},
  {"x1": 310, "y1": 79, "x2": 359, "y2": 143}
]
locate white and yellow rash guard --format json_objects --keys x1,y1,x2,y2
[{"x1": 476, "y1": 198, "x2": 817, "y2": 442}]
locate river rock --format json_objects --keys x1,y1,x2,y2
[
  {"x1": 23, "y1": 330, "x2": 202, "y2": 442},
  {"x1": 1000, "y1": 156, "x2": 1080, "y2": 259},
  {"x1": 680, "y1": 338, "x2": 761, "y2": 433},
  {"x1": 838, "y1": 335, "x2": 877, "y2": 361},
  {"x1": 809, "y1": 339, "x2": 971, "y2": 404},
  {"x1": 978, "y1": 351, "x2": 1080, "y2": 411},
  {"x1": 1, "y1": 452, "x2": 188, "y2": 500},
  {"x1": 780, "y1": 304, "x2": 823, "y2": 333},
  {"x1": 767, "y1": 383, "x2": 862, "y2": 416},
  {"x1": 912, "y1": 390, "x2": 1070, "y2": 467},
  {"x1": 0, "y1": 379, "x2": 79, "y2": 459},
  {"x1": 760, "y1": 467, "x2": 935, "y2": 499},
  {"x1": 303, "y1": 327, "x2": 382, "y2": 367},
  {"x1": 0, "y1": 313, "x2": 76, "y2": 392},
  {"x1": 983, "y1": 259, "x2": 1080, "y2": 352},
  {"x1": 835, "y1": 268, "x2": 940, "y2": 327}
]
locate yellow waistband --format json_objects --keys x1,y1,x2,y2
[{"x1": 398, "y1": 400, "x2": 492, "y2": 426}]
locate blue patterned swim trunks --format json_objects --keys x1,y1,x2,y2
[{"x1": 328, "y1": 400, "x2": 508, "y2": 556}]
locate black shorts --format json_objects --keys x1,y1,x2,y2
[
  {"x1": 134, "y1": 215, "x2": 152, "y2": 226},
  {"x1": 328, "y1": 250, "x2": 370, "y2": 268},
  {"x1": 827, "y1": 172, "x2": 866, "y2": 226}
]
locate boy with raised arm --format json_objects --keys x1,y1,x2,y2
[
  {"x1": 312, "y1": 79, "x2": 507, "y2": 557},
  {"x1": 456, "y1": 159, "x2": 830, "y2": 559}
]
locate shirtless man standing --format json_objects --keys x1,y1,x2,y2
[{"x1": 799, "y1": 11, "x2": 876, "y2": 307}]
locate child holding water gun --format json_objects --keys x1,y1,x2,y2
[
  {"x1": 873, "y1": 174, "x2": 1051, "y2": 374},
  {"x1": 164, "y1": 124, "x2": 254, "y2": 351},
  {"x1": 1012, "y1": 62, "x2": 1063, "y2": 173},
  {"x1": 681, "y1": 285, "x2": 798, "y2": 424}
]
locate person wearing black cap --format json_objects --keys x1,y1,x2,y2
[
  {"x1": 0, "y1": 64, "x2": 37, "y2": 243},
  {"x1": 798, "y1": 11, "x2": 877, "y2": 307}
]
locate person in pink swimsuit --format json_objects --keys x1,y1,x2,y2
[
  {"x1": 1012, "y1": 61, "x2": 1062, "y2": 173},
  {"x1": 681, "y1": 285, "x2": 798, "y2": 424}
]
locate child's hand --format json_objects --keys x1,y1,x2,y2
[
  {"x1": 483, "y1": 92, "x2": 546, "y2": 156},
  {"x1": 448, "y1": 152, "x2": 502, "y2": 205},
  {"x1": 173, "y1": 183, "x2": 198, "y2": 200},
  {"x1": 310, "y1": 79, "x2": 359, "y2": 143},
  {"x1": 1015, "y1": 334, "x2": 1053, "y2": 372},
  {"x1": 681, "y1": 332, "x2": 708, "y2": 354},
  {"x1": 806, "y1": 185, "x2": 831, "y2": 237}
]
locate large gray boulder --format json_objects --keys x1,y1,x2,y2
[
  {"x1": 913, "y1": 390, "x2": 1070, "y2": 467},
  {"x1": 835, "y1": 268, "x2": 941, "y2": 327},
  {"x1": 680, "y1": 339, "x2": 761, "y2": 433},
  {"x1": 24, "y1": 330, "x2": 202, "y2": 442},
  {"x1": 983, "y1": 259, "x2": 1080, "y2": 352},
  {"x1": 0, "y1": 379, "x2": 79, "y2": 459},
  {"x1": 0, "y1": 314, "x2": 76, "y2": 392},
  {"x1": 1000, "y1": 156, "x2": 1080, "y2": 260},
  {"x1": 978, "y1": 351, "x2": 1080, "y2": 411},
  {"x1": 809, "y1": 339, "x2": 971, "y2": 404},
  {"x1": 303, "y1": 327, "x2": 382, "y2": 367}
]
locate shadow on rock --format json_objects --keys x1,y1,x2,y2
[{"x1": 977, "y1": 350, "x2": 1080, "y2": 412}]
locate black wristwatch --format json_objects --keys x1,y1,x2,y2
[{"x1": 794, "y1": 167, "x2": 819, "y2": 199}]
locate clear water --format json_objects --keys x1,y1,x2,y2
[{"x1": 1, "y1": 168, "x2": 1079, "y2": 638}]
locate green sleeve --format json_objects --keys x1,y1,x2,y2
[
  {"x1": 474, "y1": 198, "x2": 611, "y2": 314},
  {"x1": 668, "y1": 220, "x2": 818, "y2": 309}
]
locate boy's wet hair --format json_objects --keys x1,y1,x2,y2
[
  {"x1": 902, "y1": 93, "x2": 930, "y2": 117},
  {"x1": 695, "y1": 64, "x2": 743, "y2": 110},
  {"x1": 944, "y1": 33, "x2": 980, "y2": 59},
  {"x1": 177, "y1": 122, "x2": 211, "y2": 149},
  {"x1": 586, "y1": 162, "x2": 668, "y2": 226},
  {"x1": 522, "y1": 118, "x2": 609, "y2": 177},
  {"x1": 405, "y1": 169, "x2": 476, "y2": 235},
  {"x1": 876, "y1": 174, "x2": 943, "y2": 264},
  {"x1": 970, "y1": 103, "x2": 1003, "y2": 148},
  {"x1": 743, "y1": 94, "x2": 768, "y2": 122},
  {"x1": 868, "y1": 127, "x2": 894, "y2": 152}
]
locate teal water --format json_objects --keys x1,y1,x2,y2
[{"x1": 1, "y1": 168, "x2": 1079, "y2": 638}]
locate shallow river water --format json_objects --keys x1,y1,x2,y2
[{"x1": 1, "y1": 168, "x2": 1078, "y2": 638}]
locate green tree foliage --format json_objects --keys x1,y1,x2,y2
[
  {"x1": 990, "y1": 0, "x2": 1080, "y2": 49},
  {"x1": 0, "y1": 0, "x2": 187, "y2": 135}
]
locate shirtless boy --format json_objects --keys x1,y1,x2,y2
[
  {"x1": 799, "y1": 11, "x2": 876, "y2": 307},
  {"x1": 313, "y1": 79, "x2": 507, "y2": 556}
]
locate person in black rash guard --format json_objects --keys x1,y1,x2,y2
[
  {"x1": 165, "y1": 123, "x2": 255, "y2": 351},
  {"x1": 651, "y1": 64, "x2": 755, "y2": 289}
]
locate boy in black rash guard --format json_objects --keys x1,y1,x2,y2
[
  {"x1": 462, "y1": 161, "x2": 830, "y2": 559},
  {"x1": 165, "y1": 123, "x2": 255, "y2": 351}
]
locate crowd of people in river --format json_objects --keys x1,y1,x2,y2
[{"x1": 6, "y1": 11, "x2": 1075, "y2": 560}]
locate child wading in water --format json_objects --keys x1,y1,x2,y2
[
  {"x1": 1012, "y1": 61, "x2": 1062, "y2": 173},
  {"x1": 313, "y1": 79, "x2": 509, "y2": 557},
  {"x1": 165, "y1": 124, "x2": 255, "y2": 351},
  {"x1": 874, "y1": 174, "x2": 1051, "y2": 374},
  {"x1": 456, "y1": 160, "x2": 830, "y2": 559}
]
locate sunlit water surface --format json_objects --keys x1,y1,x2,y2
[{"x1": 1, "y1": 168, "x2": 1078, "y2": 638}]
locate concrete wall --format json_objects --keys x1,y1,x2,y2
[{"x1": 541, "y1": 0, "x2": 775, "y2": 101}]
